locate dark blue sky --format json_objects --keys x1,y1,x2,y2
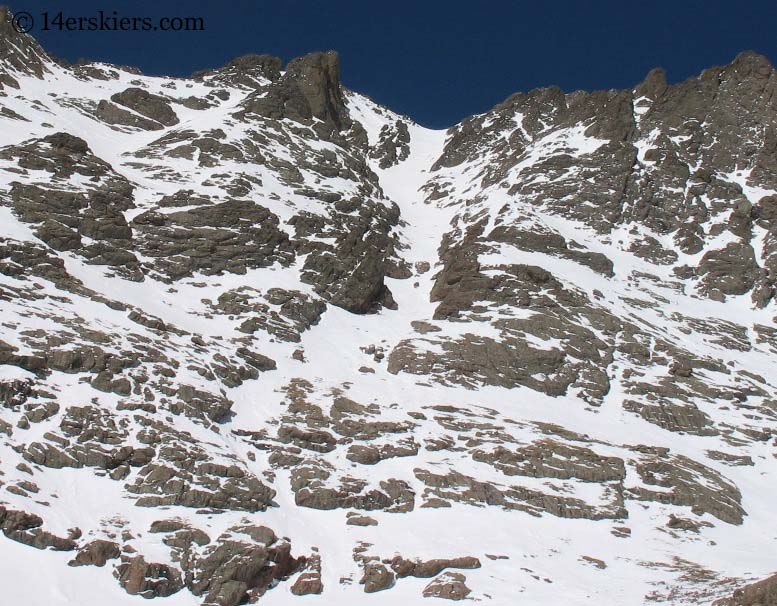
[{"x1": 14, "y1": 0, "x2": 777, "y2": 128}]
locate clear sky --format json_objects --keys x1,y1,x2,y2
[{"x1": 12, "y1": 0, "x2": 777, "y2": 128}]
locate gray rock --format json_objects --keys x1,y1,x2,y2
[
  {"x1": 713, "y1": 572, "x2": 777, "y2": 606},
  {"x1": 291, "y1": 554, "x2": 323, "y2": 595},
  {"x1": 115, "y1": 556, "x2": 183, "y2": 598},
  {"x1": 360, "y1": 562, "x2": 395, "y2": 593},
  {"x1": 422, "y1": 572, "x2": 472, "y2": 600},
  {"x1": 110, "y1": 87, "x2": 179, "y2": 126},
  {"x1": 69, "y1": 540, "x2": 121, "y2": 567}
]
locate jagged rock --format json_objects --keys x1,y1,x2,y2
[
  {"x1": 0, "y1": 377, "x2": 32, "y2": 408},
  {"x1": 371, "y1": 120, "x2": 411, "y2": 168},
  {"x1": 96, "y1": 100, "x2": 164, "y2": 130},
  {"x1": 116, "y1": 556, "x2": 183, "y2": 598},
  {"x1": 131, "y1": 200, "x2": 293, "y2": 280},
  {"x1": 472, "y1": 440, "x2": 625, "y2": 482},
  {"x1": 415, "y1": 468, "x2": 626, "y2": 520},
  {"x1": 110, "y1": 88, "x2": 179, "y2": 126},
  {"x1": 189, "y1": 526, "x2": 301, "y2": 605},
  {"x1": 192, "y1": 53, "x2": 282, "y2": 85},
  {"x1": 706, "y1": 451, "x2": 755, "y2": 466},
  {"x1": 422, "y1": 571, "x2": 472, "y2": 600},
  {"x1": 623, "y1": 400, "x2": 718, "y2": 435},
  {"x1": 713, "y1": 572, "x2": 777, "y2": 606},
  {"x1": 346, "y1": 440, "x2": 419, "y2": 465},
  {"x1": 150, "y1": 520, "x2": 188, "y2": 535},
  {"x1": 69, "y1": 540, "x2": 121, "y2": 567},
  {"x1": 697, "y1": 242, "x2": 760, "y2": 300},
  {"x1": 666, "y1": 514, "x2": 711, "y2": 533},
  {"x1": 278, "y1": 425, "x2": 337, "y2": 453},
  {"x1": 128, "y1": 310, "x2": 168, "y2": 331},
  {"x1": 389, "y1": 556, "x2": 481, "y2": 578},
  {"x1": 126, "y1": 421, "x2": 275, "y2": 512},
  {"x1": 36, "y1": 219, "x2": 82, "y2": 251},
  {"x1": 0, "y1": 505, "x2": 76, "y2": 551},
  {"x1": 291, "y1": 554, "x2": 323, "y2": 595},
  {"x1": 235, "y1": 348, "x2": 276, "y2": 371},
  {"x1": 0, "y1": 6, "x2": 51, "y2": 82},
  {"x1": 347, "y1": 514, "x2": 378, "y2": 527},
  {"x1": 360, "y1": 562, "x2": 395, "y2": 593},
  {"x1": 177, "y1": 384, "x2": 233, "y2": 423},
  {"x1": 630, "y1": 453, "x2": 745, "y2": 524},
  {"x1": 237, "y1": 51, "x2": 350, "y2": 135}
]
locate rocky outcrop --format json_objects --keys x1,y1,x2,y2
[
  {"x1": 0, "y1": 6, "x2": 51, "y2": 85},
  {"x1": 697, "y1": 243, "x2": 761, "y2": 301},
  {"x1": 0, "y1": 505, "x2": 76, "y2": 551},
  {"x1": 371, "y1": 120, "x2": 411, "y2": 168},
  {"x1": 389, "y1": 556, "x2": 481, "y2": 579},
  {"x1": 629, "y1": 452, "x2": 745, "y2": 524},
  {"x1": 110, "y1": 88, "x2": 179, "y2": 126},
  {"x1": 422, "y1": 572, "x2": 472, "y2": 600},
  {"x1": 291, "y1": 554, "x2": 323, "y2": 596},
  {"x1": 713, "y1": 572, "x2": 777, "y2": 606},
  {"x1": 132, "y1": 199, "x2": 293, "y2": 280},
  {"x1": 360, "y1": 561, "x2": 395, "y2": 593},
  {"x1": 237, "y1": 51, "x2": 351, "y2": 136},
  {"x1": 192, "y1": 53, "x2": 282, "y2": 87},
  {"x1": 189, "y1": 526, "x2": 302, "y2": 606},
  {"x1": 472, "y1": 440, "x2": 625, "y2": 482},
  {"x1": 0, "y1": 377, "x2": 32, "y2": 408},
  {"x1": 1, "y1": 133, "x2": 140, "y2": 277},
  {"x1": 116, "y1": 556, "x2": 183, "y2": 598},
  {"x1": 69, "y1": 540, "x2": 121, "y2": 567}
]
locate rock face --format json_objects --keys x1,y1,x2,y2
[
  {"x1": 237, "y1": 51, "x2": 350, "y2": 135},
  {"x1": 291, "y1": 554, "x2": 323, "y2": 595},
  {"x1": 68, "y1": 539, "x2": 121, "y2": 567},
  {"x1": 188, "y1": 526, "x2": 301, "y2": 605},
  {"x1": 116, "y1": 556, "x2": 183, "y2": 598},
  {"x1": 0, "y1": 24, "x2": 776, "y2": 606},
  {"x1": 111, "y1": 88, "x2": 180, "y2": 127},
  {"x1": 422, "y1": 572, "x2": 472, "y2": 600},
  {"x1": 360, "y1": 562, "x2": 395, "y2": 593},
  {"x1": 0, "y1": 6, "x2": 51, "y2": 85},
  {"x1": 713, "y1": 573, "x2": 777, "y2": 606}
]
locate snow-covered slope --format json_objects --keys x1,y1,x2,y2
[{"x1": 1, "y1": 6, "x2": 776, "y2": 605}]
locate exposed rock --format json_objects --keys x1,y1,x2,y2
[
  {"x1": 422, "y1": 571, "x2": 472, "y2": 600},
  {"x1": 291, "y1": 554, "x2": 323, "y2": 596},
  {"x1": 237, "y1": 51, "x2": 350, "y2": 135},
  {"x1": 629, "y1": 453, "x2": 745, "y2": 524},
  {"x1": 472, "y1": 439, "x2": 625, "y2": 482},
  {"x1": 389, "y1": 555, "x2": 481, "y2": 578},
  {"x1": 189, "y1": 526, "x2": 301, "y2": 605},
  {"x1": 110, "y1": 88, "x2": 179, "y2": 127},
  {"x1": 0, "y1": 505, "x2": 76, "y2": 551},
  {"x1": 360, "y1": 561, "x2": 395, "y2": 593},
  {"x1": 697, "y1": 243, "x2": 760, "y2": 300},
  {"x1": 116, "y1": 556, "x2": 183, "y2": 598},
  {"x1": 713, "y1": 572, "x2": 777, "y2": 606},
  {"x1": 69, "y1": 540, "x2": 121, "y2": 567},
  {"x1": 347, "y1": 514, "x2": 378, "y2": 527},
  {"x1": 0, "y1": 377, "x2": 32, "y2": 408}
]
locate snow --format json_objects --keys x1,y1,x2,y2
[{"x1": 0, "y1": 52, "x2": 775, "y2": 606}]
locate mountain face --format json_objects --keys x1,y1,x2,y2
[{"x1": 1, "y1": 6, "x2": 776, "y2": 605}]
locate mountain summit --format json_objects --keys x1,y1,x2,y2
[{"x1": 1, "y1": 10, "x2": 776, "y2": 606}]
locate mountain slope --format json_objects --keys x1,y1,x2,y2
[{"x1": 1, "y1": 6, "x2": 776, "y2": 605}]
